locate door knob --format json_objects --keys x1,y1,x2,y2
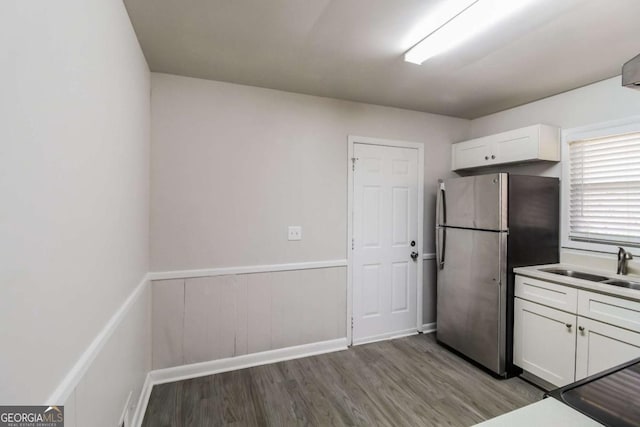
[{"x1": 411, "y1": 251, "x2": 419, "y2": 260}]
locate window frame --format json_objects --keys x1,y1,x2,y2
[{"x1": 561, "y1": 115, "x2": 640, "y2": 256}]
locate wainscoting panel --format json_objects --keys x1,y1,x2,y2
[
  {"x1": 235, "y1": 275, "x2": 249, "y2": 356},
  {"x1": 151, "y1": 266, "x2": 347, "y2": 370},
  {"x1": 72, "y1": 281, "x2": 151, "y2": 427},
  {"x1": 152, "y1": 279, "x2": 184, "y2": 369},
  {"x1": 63, "y1": 391, "x2": 77, "y2": 427},
  {"x1": 246, "y1": 273, "x2": 272, "y2": 354},
  {"x1": 184, "y1": 275, "x2": 238, "y2": 364},
  {"x1": 249, "y1": 267, "x2": 346, "y2": 351}
]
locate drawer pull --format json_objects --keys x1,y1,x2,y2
[
  {"x1": 565, "y1": 323, "x2": 572, "y2": 329},
  {"x1": 578, "y1": 326, "x2": 585, "y2": 333}
]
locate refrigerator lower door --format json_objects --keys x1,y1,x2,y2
[{"x1": 437, "y1": 227, "x2": 508, "y2": 375}]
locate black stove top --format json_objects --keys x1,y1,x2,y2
[{"x1": 547, "y1": 358, "x2": 640, "y2": 427}]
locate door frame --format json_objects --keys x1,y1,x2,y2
[{"x1": 347, "y1": 135, "x2": 425, "y2": 345}]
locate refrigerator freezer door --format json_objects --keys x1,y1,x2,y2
[
  {"x1": 436, "y1": 227, "x2": 508, "y2": 375},
  {"x1": 440, "y1": 173, "x2": 507, "y2": 231}
]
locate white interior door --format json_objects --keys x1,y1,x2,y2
[{"x1": 352, "y1": 143, "x2": 419, "y2": 344}]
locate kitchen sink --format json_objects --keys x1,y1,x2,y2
[
  {"x1": 540, "y1": 268, "x2": 640, "y2": 290},
  {"x1": 601, "y1": 279, "x2": 640, "y2": 290},
  {"x1": 540, "y1": 268, "x2": 609, "y2": 282}
]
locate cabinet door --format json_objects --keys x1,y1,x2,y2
[
  {"x1": 575, "y1": 316, "x2": 640, "y2": 380},
  {"x1": 451, "y1": 138, "x2": 491, "y2": 170},
  {"x1": 491, "y1": 126, "x2": 539, "y2": 165},
  {"x1": 514, "y1": 298, "x2": 577, "y2": 387}
]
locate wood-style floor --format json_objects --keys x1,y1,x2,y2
[{"x1": 142, "y1": 333, "x2": 543, "y2": 426}]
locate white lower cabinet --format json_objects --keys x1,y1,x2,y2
[
  {"x1": 514, "y1": 298, "x2": 577, "y2": 386},
  {"x1": 514, "y1": 274, "x2": 640, "y2": 388},
  {"x1": 575, "y1": 316, "x2": 640, "y2": 380}
]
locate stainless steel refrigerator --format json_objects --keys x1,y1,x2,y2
[{"x1": 435, "y1": 173, "x2": 559, "y2": 376}]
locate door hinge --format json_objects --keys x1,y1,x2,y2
[
  {"x1": 351, "y1": 317, "x2": 354, "y2": 330},
  {"x1": 351, "y1": 157, "x2": 358, "y2": 171},
  {"x1": 352, "y1": 238, "x2": 355, "y2": 250}
]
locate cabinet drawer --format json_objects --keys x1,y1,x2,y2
[
  {"x1": 577, "y1": 290, "x2": 640, "y2": 333},
  {"x1": 515, "y1": 275, "x2": 578, "y2": 313}
]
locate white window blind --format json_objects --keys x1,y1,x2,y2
[{"x1": 569, "y1": 132, "x2": 640, "y2": 246}]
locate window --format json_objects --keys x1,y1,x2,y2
[{"x1": 569, "y1": 131, "x2": 640, "y2": 246}]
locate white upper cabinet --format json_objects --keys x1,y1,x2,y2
[
  {"x1": 452, "y1": 124, "x2": 560, "y2": 171},
  {"x1": 451, "y1": 137, "x2": 494, "y2": 170}
]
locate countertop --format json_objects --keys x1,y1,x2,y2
[
  {"x1": 473, "y1": 398, "x2": 602, "y2": 426},
  {"x1": 514, "y1": 263, "x2": 640, "y2": 302}
]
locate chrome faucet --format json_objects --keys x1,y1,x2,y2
[{"x1": 617, "y1": 247, "x2": 633, "y2": 275}]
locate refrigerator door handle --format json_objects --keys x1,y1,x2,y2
[
  {"x1": 436, "y1": 180, "x2": 446, "y2": 225},
  {"x1": 435, "y1": 226, "x2": 440, "y2": 269},
  {"x1": 436, "y1": 181, "x2": 446, "y2": 269},
  {"x1": 437, "y1": 227, "x2": 446, "y2": 269}
]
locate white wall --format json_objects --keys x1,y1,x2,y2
[
  {"x1": 0, "y1": 0, "x2": 150, "y2": 413},
  {"x1": 150, "y1": 73, "x2": 469, "y2": 327},
  {"x1": 466, "y1": 76, "x2": 640, "y2": 177}
]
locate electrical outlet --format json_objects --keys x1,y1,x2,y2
[{"x1": 288, "y1": 226, "x2": 302, "y2": 241}]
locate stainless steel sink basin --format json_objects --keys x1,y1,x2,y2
[
  {"x1": 540, "y1": 268, "x2": 609, "y2": 282},
  {"x1": 601, "y1": 279, "x2": 640, "y2": 290},
  {"x1": 538, "y1": 267, "x2": 640, "y2": 291}
]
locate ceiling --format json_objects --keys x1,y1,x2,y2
[{"x1": 124, "y1": 0, "x2": 640, "y2": 119}]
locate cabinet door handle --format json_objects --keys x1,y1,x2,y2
[
  {"x1": 491, "y1": 154, "x2": 496, "y2": 159},
  {"x1": 485, "y1": 156, "x2": 489, "y2": 160},
  {"x1": 565, "y1": 323, "x2": 572, "y2": 329},
  {"x1": 578, "y1": 326, "x2": 585, "y2": 332}
]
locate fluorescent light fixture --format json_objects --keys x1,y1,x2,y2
[
  {"x1": 404, "y1": 0, "x2": 537, "y2": 65},
  {"x1": 401, "y1": 0, "x2": 478, "y2": 50}
]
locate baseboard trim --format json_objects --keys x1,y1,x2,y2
[
  {"x1": 131, "y1": 371, "x2": 154, "y2": 427},
  {"x1": 352, "y1": 328, "x2": 418, "y2": 346},
  {"x1": 423, "y1": 253, "x2": 436, "y2": 260},
  {"x1": 148, "y1": 259, "x2": 348, "y2": 281},
  {"x1": 150, "y1": 337, "x2": 348, "y2": 386},
  {"x1": 46, "y1": 274, "x2": 149, "y2": 405},
  {"x1": 421, "y1": 322, "x2": 437, "y2": 334}
]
